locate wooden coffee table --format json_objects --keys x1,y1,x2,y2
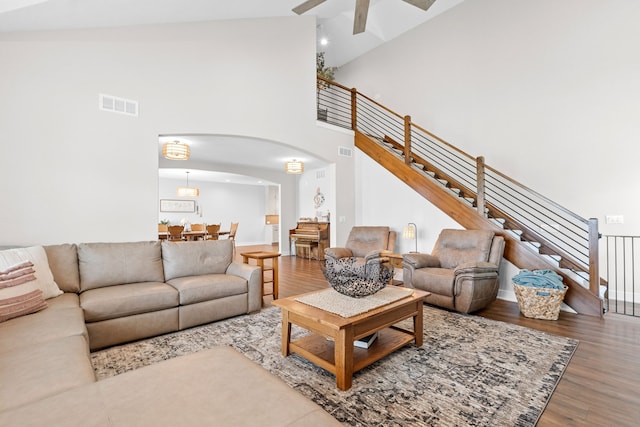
[{"x1": 272, "y1": 288, "x2": 428, "y2": 390}]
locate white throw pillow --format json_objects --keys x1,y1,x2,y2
[{"x1": 0, "y1": 246, "x2": 63, "y2": 299}]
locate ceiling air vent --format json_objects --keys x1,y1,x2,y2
[
  {"x1": 338, "y1": 146, "x2": 353, "y2": 157},
  {"x1": 99, "y1": 94, "x2": 138, "y2": 117}
]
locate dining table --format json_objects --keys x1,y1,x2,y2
[{"x1": 158, "y1": 231, "x2": 207, "y2": 241}]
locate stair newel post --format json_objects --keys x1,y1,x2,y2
[
  {"x1": 351, "y1": 88, "x2": 357, "y2": 131},
  {"x1": 588, "y1": 218, "x2": 600, "y2": 296},
  {"x1": 476, "y1": 156, "x2": 486, "y2": 217},
  {"x1": 404, "y1": 115, "x2": 411, "y2": 165}
]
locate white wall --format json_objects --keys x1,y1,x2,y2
[
  {"x1": 0, "y1": 17, "x2": 355, "y2": 247},
  {"x1": 298, "y1": 166, "x2": 332, "y2": 221},
  {"x1": 355, "y1": 150, "x2": 460, "y2": 253},
  {"x1": 356, "y1": 150, "x2": 529, "y2": 302},
  {"x1": 338, "y1": 0, "x2": 640, "y2": 239},
  {"x1": 158, "y1": 177, "x2": 266, "y2": 245}
]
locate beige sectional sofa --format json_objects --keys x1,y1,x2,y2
[{"x1": 0, "y1": 240, "x2": 340, "y2": 426}]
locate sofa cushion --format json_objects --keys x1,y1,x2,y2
[
  {"x1": 0, "y1": 246, "x2": 63, "y2": 299},
  {"x1": 162, "y1": 240, "x2": 233, "y2": 281},
  {"x1": 0, "y1": 346, "x2": 340, "y2": 427},
  {"x1": 45, "y1": 243, "x2": 80, "y2": 293},
  {"x1": 0, "y1": 289, "x2": 47, "y2": 323},
  {"x1": 433, "y1": 229, "x2": 494, "y2": 269},
  {"x1": 167, "y1": 274, "x2": 247, "y2": 305},
  {"x1": 0, "y1": 294, "x2": 86, "y2": 352},
  {"x1": 81, "y1": 282, "x2": 178, "y2": 323},
  {"x1": 0, "y1": 260, "x2": 36, "y2": 288},
  {"x1": 0, "y1": 334, "x2": 95, "y2": 412},
  {"x1": 78, "y1": 241, "x2": 164, "y2": 291},
  {"x1": 0, "y1": 260, "x2": 49, "y2": 323}
]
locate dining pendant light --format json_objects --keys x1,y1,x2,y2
[
  {"x1": 176, "y1": 171, "x2": 199, "y2": 197},
  {"x1": 162, "y1": 141, "x2": 190, "y2": 160},
  {"x1": 285, "y1": 159, "x2": 304, "y2": 174}
]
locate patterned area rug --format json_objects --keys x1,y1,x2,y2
[{"x1": 91, "y1": 306, "x2": 578, "y2": 426}]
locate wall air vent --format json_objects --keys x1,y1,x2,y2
[
  {"x1": 338, "y1": 146, "x2": 353, "y2": 157},
  {"x1": 99, "y1": 94, "x2": 138, "y2": 117}
]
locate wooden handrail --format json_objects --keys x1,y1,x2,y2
[{"x1": 354, "y1": 91, "x2": 405, "y2": 121}]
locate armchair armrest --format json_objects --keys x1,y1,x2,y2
[
  {"x1": 324, "y1": 247, "x2": 353, "y2": 261},
  {"x1": 364, "y1": 249, "x2": 391, "y2": 263},
  {"x1": 402, "y1": 253, "x2": 441, "y2": 269},
  {"x1": 454, "y1": 261, "x2": 499, "y2": 276}
]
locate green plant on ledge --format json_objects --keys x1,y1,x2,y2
[{"x1": 316, "y1": 51, "x2": 337, "y2": 89}]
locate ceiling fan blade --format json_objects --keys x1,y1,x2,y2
[
  {"x1": 353, "y1": 0, "x2": 370, "y2": 34},
  {"x1": 402, "y1": 0, "x2": 436, "y2": 11},
  {"x1": 292, "y1": 0, "x2": 327, "y2": 15}
]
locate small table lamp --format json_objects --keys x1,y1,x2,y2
[{"x1": 403, "y1": 222, "x2": 418, "y2": 253}]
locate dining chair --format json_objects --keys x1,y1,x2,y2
[
  {"x1": 190, "y1": 223, "x2": 205, "y2": 240},
  {"x1": 205, "y1": 224, "x2": 221, "y2": 240},
  {"x1": 158, "y1": 223, "x2": 169, "y2": 240},
  {"x1": 227, "y1": 222, "x2": 239, "y2": 257},
  {"x1": 227, "y1": 222, "x2": 239, "y2": 241},
  {"x1": 167, "y1": 225, "x2": 185, "y2": 241}
]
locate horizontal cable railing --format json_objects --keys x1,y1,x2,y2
[
  {"x1": 356, "y1": 93, "x2": 405, "y2": 143},
  {"x1": 484, "y1": 167, "x2": 591, "y2": 271},
  {"x1": 317, "y1": 78, "x2": 352, "y2": 130},
  {"x1": 604, "y1": 235, "x2": 639, "y2": 316},
  {"x1": 318, "y1": 77, "x2": 600, "y2": 294},
  {"x1": 410, "y1": 124, "x2": 478, "y2": 196}
]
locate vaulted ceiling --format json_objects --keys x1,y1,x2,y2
[
  {"x1": 0, "y1": 0, "x2": 463, "y2": 67},
  {"x1": 0, "y1": 0, "x2": 464, "y2": 185}
]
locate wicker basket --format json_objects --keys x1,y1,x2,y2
[{"x1": 513, "y1": 282, "x2": 568, "y2": 320}]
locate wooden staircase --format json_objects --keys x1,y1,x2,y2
[
  {"x1": 356, "y1": 131, "x2": 602, "y2": 316},
  {"x1": 316, "y1": 76, "x2": 603, "y2": 316}
]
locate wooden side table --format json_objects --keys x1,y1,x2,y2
[
  {"x1": 387, "y1": 253, "x2": 404, "y2": 286},
  {"x1": 240, "y1": 251, "x2": 281, "y2": 301}
]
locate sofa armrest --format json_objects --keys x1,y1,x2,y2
[
  {"x1": 402, "y1": 253, "x2": 441, "y2": 269},
  {"x1": 324, "y1": 247, "x2": 353, "y2": 260},
  {"x1": 454, "y1": 261, "x2": 499, "y2": 276},
  {"x1": 226, "y1": 262, "x2": 262, "y2": 313}
]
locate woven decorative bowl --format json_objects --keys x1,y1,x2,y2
[{"x1": 320, "y1": 257, "x2": 393, "y2": 298}]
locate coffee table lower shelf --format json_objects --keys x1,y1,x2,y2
[
  {"x1": 290, "y1": 326, "x2": 415, "y2": 375},
  {"x1": 273, "y1": 288, "x2": 428, "y2": 390}
]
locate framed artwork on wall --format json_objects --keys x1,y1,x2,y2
[{"x1": 160, "y1": 199, "x2": 196, "y2": 213}]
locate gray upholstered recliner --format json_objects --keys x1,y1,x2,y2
[
  {"x1": 324, "y1": 226, "x2": 396, "y2": 280},
  {"x1": 403, "y1": 229, "x2": 505, "y2": 313}
]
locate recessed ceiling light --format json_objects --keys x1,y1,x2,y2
[{"x1": 320, "y1": 37, "x2": 328, "y2": 46}]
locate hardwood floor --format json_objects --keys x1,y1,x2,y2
[{"x1": 236, "y1": 245, "x2": 640, "y2": 427}]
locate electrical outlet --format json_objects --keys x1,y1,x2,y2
[
  {"x1": 605, "y1": 215, "x2": 624, "y2": 224},
  {"x1": 339, "y1": 216, "x2": 346, "y2": 223}
]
